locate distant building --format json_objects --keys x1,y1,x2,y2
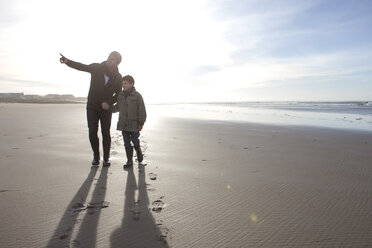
[
  {"x1": 0, "y1": 93, "x2": 24, "y2": 98},
  {"x1": 22, "y1": 94, "x2": 41, "y2": 100},
  {"x1": 45, "y1": 94, "x2": 75, "y2": 100},
  {"x1": 75, "y1": 97, "x2": 87, "y2": 102},
  {"x1": 61, "y1": 94, "x2": 75, "y2": 100}
]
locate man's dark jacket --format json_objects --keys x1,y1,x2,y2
[{"x1": 66, "y1": 60, "x2": 122, "y2": 110}]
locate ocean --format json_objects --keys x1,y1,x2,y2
[{"x1": 150, "y1": 101, "x2": 372, "y2": 132}]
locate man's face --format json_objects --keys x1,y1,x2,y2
[
  {"x1": 106, "y1": 54, "x2": 119, "y2": 70},
  {"x1": 122, "y1": 80, "x2": 133, "y2": 91}
]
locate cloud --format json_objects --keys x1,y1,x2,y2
[
  {"x1": 0, "y1": 76, "x2": 64, "y2": 88},
  {"x1": 208, "y1": 0, "x2": 372, "y2": 61},
  {"x1": 191, "y1": 65, "x2": 223, "y2": 77},
  {"x1": 192, "y1": 48, "x2": 372, "y2": 95},
  {"x1": 0, "y1": 76, "x2": 68, "y2": 95},
  {"x1": 189, "y1": 0, "x2": 372, "y2": 92},
  {"x1": 1, "y1": 0, "x2": 372, "y2": 102},
  {"x1": 0, "y1": 0, "x2": 24, "y2": 28},
  {"x1": 232, "y1": 71, "x2": 372, "y2": 101}
]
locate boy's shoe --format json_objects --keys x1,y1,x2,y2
[
  {"x1": 124, "y1": 146, "x2": 134, "y2": 168},
  {"x1": 123, "y1": 161, "x2": 133, "y2": 169},
  {"x1": 135, "y1": 147, "x2": 143, "y2": 163},
  {"x1": 103, "y1": 160, "x2": 111, "y2": 167}
]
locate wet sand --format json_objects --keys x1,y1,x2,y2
[{"x1": 1, "y1": 103, "x2": 372, "y2": 247}]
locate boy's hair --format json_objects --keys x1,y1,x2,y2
[{"x1": 122, "y1": 75, "x2": 135, "y2": 85}]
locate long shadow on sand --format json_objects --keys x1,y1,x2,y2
[
  {"x1": 110, "y1": 164, "x2": 169, "y2": 247},
  {"x1": 73, "y1": 166, "x2": 108, "y2": 247},
  {"x1": 46, "y1": 166, "x2": 108, "y2": 248}
]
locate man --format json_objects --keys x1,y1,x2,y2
[{"x1": 60, "y1": 51, "x2": 122, "y2": 167}]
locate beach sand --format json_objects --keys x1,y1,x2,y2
[{"x1": 1, "y1": 103, "x2": 372, "y2": 247}]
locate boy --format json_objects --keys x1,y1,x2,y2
[{"x1": 113, "y1": 75, "x2": 146, "y2": 168}]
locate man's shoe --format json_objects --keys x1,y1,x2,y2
[
  {"x1": 123, "y1": 161, "x2": 133, "y2": 169},
  {"x1": 92, "y1": 158, "x2": 99, "y2": 166},
  {"x1": 103, "y1": 160, "x2": 111, "y2": 167}
]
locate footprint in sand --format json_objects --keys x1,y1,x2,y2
[
  {"x1": 87, "y1": 201, "x2": 109, "y2": 209},
  {"x1": 132, "y1": 210, "x2": 141, "y2": 221},
  {"x1": 70, "y1": 240, "x2": 81, "y2": 247},
  {"x1": 159, "y1": 227, "x2": 170, "y2": 243},
  {"x1": 146, "y1": 183, "x2": 156, "y2": 192},
  {"x1": 130, "y1": 202, "x2": 142, "y2": 221},
  {"x1": 0, "y1": 189, "x2": 20, "y2": 193},
  {"x1": 59, "y1": 227, "x2": 73, "y2": 240},
  {"x1": 86, "y1": 201, "x2": 109, "y2": 215},
  {"x1": 149, "y1": 173, "x2": 157, "y2": 180},
  {"x1": 138, "y1": 160, "x2": 148, "y2": 166},
  {"x1": 70, "y1": 202, "x2": 86, "y2": 214},
  {"x1": 70, "y1": 201, "x2": 109, "y2": 214},
  {"x1": 59, "y1": 234, "x2": 68, "y2": 240},
  {"x1": 152, "y1": 200, "x2": 166, "y2": 213}
]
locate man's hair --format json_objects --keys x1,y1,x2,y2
[
  {"x1": 110, "y1": 51, "x2": 122, "y2": 65},
  {"x1": 122, "y1": 75, "x2": 135, "y2": 85}
]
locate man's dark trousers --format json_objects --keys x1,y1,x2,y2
[{"x1": 87, "y1": 106, "x2": 112, "y2": 161}]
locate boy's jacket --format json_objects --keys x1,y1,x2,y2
[{"x1": 113, "y1": 87, "x2": 146, "y2": 132}]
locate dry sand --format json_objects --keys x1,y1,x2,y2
[{"x1": 1, "y1": 103, "x2": 372, "y2": 247}]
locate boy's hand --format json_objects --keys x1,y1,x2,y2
[{"x1": 138, "y1": 125, "x2": 143, "y2": 131}]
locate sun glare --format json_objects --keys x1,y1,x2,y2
[{"x1": 3, "y1": 0, "x2": 238, "y2": 102}]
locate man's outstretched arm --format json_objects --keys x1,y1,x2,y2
[{"x1": 60, "y1": 53, "x2": 93, "y2": 73}]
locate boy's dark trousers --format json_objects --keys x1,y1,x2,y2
[
  {"x1": 87, "y1": 106, "x2": 112, "y2": 161},
  {"x1": 122, "y1": 131, "x2": 140, "y2": 148},
  {"x1": 122, "y1": 131, "x2": 142, "y2": 163}
]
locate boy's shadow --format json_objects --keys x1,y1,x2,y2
[
  {"x1": 110, "y1": 164, "x2": 169, "y2": 247},
  {"x1": 46, "y1": 166, "x2": 108, "y2": 248}
]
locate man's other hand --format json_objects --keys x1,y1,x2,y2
[{"x1": 101, "y1": 102, "x2": 110, "y2": 110}]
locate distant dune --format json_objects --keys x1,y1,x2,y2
[{"x1": 0, "y1": 93, "x2": 86, "y2": 104}]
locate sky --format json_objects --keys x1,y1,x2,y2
[{"x1": 0, "y1": 0, "x2": 372, "y2": 103}]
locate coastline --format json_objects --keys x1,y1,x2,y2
[
  {"x1": 149, "y1": 102, "x2": 372, "y2": 133},
  {"x1": 0, "y1": 99, "x2": 86, "y2": 104}
]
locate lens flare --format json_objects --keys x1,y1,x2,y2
[{"x1": 250, "y1": 214, "x2": 257, "y2": 222}]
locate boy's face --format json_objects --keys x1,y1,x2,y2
[{"x1": 122, "y1": 80, "x2": 134, "y2": 91}]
